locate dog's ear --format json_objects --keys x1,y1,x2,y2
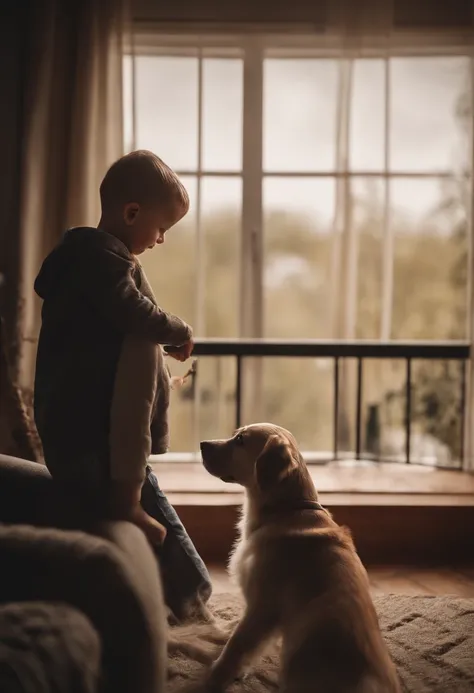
[{"x1": 255, "y1": 434, "x2": 296, "y2": 492}]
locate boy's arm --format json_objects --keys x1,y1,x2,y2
[{"x1": 77, "y1": 245, "x2": 192, "y2": 346}]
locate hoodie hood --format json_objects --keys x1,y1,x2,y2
[{"x1": 34, "y1": 227, "x2": 132, "y2": 300}]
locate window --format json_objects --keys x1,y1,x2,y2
[{"x1": 124, "y1": 36, "x2": 471, "y2": 463}]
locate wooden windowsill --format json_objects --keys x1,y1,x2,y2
[
  {"x1": 152, "y1": 461, "x2": 474, "y2": 564},
  {"x1": 165, "y1": 491, "x2": 474, "y2": 507},
  {"x1": 152, "y1": 460, "x2": 474, "y2": 507}
]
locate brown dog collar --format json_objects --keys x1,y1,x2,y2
[{"x1": 261, "y1": 499, "x2": 327, "y2": 516}]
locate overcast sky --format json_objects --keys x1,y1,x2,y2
[{"x1": 124, "y1": 55, "x2": 469, "y2": 234}]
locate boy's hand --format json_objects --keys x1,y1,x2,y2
[
  {"x1": 129, "y1": 505, "x2": 167, "y2": 547},
  {"x1": 107, "y1": 482, "x2": 168, "y2": 548},
  {"x1": 167, "y1": 338, "x2": 194, "y2": 362}
]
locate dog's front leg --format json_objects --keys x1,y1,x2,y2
[{"x1": 205, "y1": 609, "x2": 275, "y2": 691}]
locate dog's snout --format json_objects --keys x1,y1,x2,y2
[
  {"x1": 200, "y1": 440, "x2": 213, "y2": 457},
  {"x1": 200, "y1": 438, "x2": 237, "y2": 484},
  {"x1": 200, "y1": 440, "x2": 217, "y2": 474}
]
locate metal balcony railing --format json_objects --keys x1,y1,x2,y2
[{"x1": 191, "y1": 339, "x2": 470, "y2": 469}]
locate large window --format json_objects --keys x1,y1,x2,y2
[{"x1": 124, "y1": 36, "x2": 472, "y2": 462}]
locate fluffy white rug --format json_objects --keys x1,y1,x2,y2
[{"x1": 168, "y1": 592, "x2": 474, "y2": 692}]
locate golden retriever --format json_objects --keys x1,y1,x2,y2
[{"x1": 199, "y1": 423, "x2": 401, "y2": 693}]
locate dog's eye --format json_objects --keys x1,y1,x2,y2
[{"x1": 235, "y1": 433, "x2": 244, "y2": 446}]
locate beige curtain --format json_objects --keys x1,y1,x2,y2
[
  {"x1": 16, "y1": 0, "x2": 129, "y2": 388},
  {"x1": 469, "y1": 131, "x2": 474, "y2": 474}
]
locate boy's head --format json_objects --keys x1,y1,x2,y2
[{"x1": 99, "y1": 150, "x2": 189, "y2": 255}]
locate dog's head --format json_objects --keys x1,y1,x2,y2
[{"x1": 200, "y1": 423, "x2": 302, "y2": 494}]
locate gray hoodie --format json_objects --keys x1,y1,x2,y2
[{"x1": 34, "y1": 227, "x2": 192, "y2": 487}]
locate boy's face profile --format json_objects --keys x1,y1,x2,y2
[{"x1": 123, "y1": 201, "x2": 187, "y2": 255}]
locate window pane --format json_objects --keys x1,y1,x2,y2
[
  {"x1": 264, "y1": 59, "x2": 338, "y2": 172},
  {"x1": 201, "y1": 176, "x2": 242, "y2": 337},
  {"x1": 331, "y1": 358, "x2": 408, "y2": 462},
  {"x1": 390, "y1": 57, "x2": 471, "y2": 173},
  {"x1": 134, "y1": 56, "x2": 198, "y2": 170},
  {"x1": 197, "y1": 357, "x2": 237, "y2": 444},
  {"x1": 140, "y1": 175, "x2": 197, "y2": 329},
  {"x1": 352, "y1": 177, "x2": 385, "y2": 339},
  {"x1": 263, "y1": 177, "x2": 336, "y2": 338},
  {"x1": 140, "y1": 175, "x2": 196, "y2": 454},
  {"x1": 163, "y1": 355, "x2": 238, "y2": 454},
  {"x1": 260, "y1": 358, "x2": 334, "y2": 454},
  {"x1": 411, "y1": 360, "x2": 464, "y2": 467},
  {"x1": 359, "y1": 358, "x2": 464, "y2": 467},
  {"x1": 391, "y1": 178, "x2": 468, "y2": 339},
  {"x1": 360, "y1": 358, "x2": 407, "y2": 462},
  {"x1": 202, "y1": 59, "x2": 243, "y2": 171},
  {"x1": 349, "y1": 60, "x2": 385, "y2": 172}
]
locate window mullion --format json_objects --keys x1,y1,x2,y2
[
  {"x1": 342, "y1": 58, "x2": 357, "y2": 340},
  {"x1": 195, "y1": 51, "x2": 204, "y2": 336},
  {"x1": 331, "y1": 56, "x2": 354, "y2": 340},
  {"x1": 241, "y1": 39, "x2": 263, "y2": 339},
  {"x1": 193, "y1": 51, "x2": 204, "y2": 451},
  {"x1": 381, "y1": 56, "x2": 393, "y2": 341},
  {"x1": 332, "y1": 56, "x2": 355, "y2": 454},
  {"x1": 241, "y1": 38, "x2": 264, "y2": 424}
]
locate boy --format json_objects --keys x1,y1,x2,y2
[{"x1": 33, "y1": 150, "x2": 212, "y2": 621}]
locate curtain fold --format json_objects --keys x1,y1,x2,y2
[
  {"x1": 469, "y1": 67, "x2": 474, "y2": 472},
  {"x1": 13, "y1": 0, "x2": 129, "y2": 387}
]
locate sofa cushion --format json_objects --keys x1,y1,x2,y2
[
  {"x1": 0, "y1": 602, "x2": 100, "y2": 693},
  {"x1": 0, "y1": 523, "x2": 166, "y2": 693}
]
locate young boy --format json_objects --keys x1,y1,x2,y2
[{"x1": 33, "y1": 150, "x2": 212, "y2": 621}]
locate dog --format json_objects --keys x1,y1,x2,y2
[{"x1": 200, "y1": 423, "x2": 401, "y2": 693}]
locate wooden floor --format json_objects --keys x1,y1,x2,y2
[{"x1": 210, "y1": 565, "x2": 474, "y2": 598}]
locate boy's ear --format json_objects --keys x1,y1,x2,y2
[
  {"x1": 124, "y1": 202, "x2": 140, "y2": 225},
  {"x1": 255, "y1": 435, "x2": 296, "y2": 492}
]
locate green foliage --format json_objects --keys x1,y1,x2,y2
[{"x1": 413, "y1": 361, "x2": 464, "y2": 461}]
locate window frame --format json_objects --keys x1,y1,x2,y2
[
  {"x1": 127, "y1": 30, "x2": 473, "y2": 345},
  {"x1": 126, "y1": 30, "x2": 474, "y2": 461}
]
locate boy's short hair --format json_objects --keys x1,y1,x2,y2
[{"x1": 100, "y1": 150, "x2": 189, "y2": 213}]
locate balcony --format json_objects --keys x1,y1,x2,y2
[
  {"x1": 153, "y1": 339, "x2": 472, "y2": 505},
  {"x1": 147, "y1": 339, "x2": 474, "y2": 564},
  {"x1": 155, "y1": 339, "x2": 470, "y2": 460}
]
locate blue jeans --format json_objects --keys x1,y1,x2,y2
[{"x1": 140, "y1": 466, "x2": 213, "y2": 622}]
